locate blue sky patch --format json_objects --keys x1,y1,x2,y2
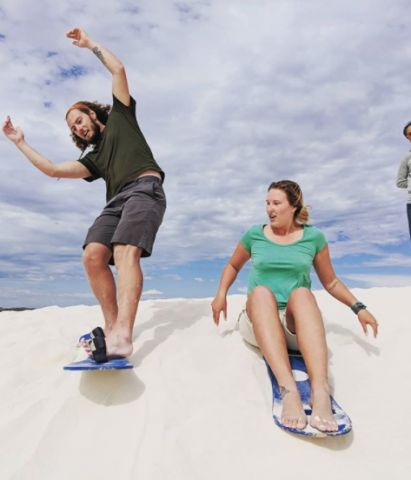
[
  {"x1": 123, "y1": 4, "x2": 140, "y2": 14},
  {"x1": 59, "y1": 65, "x2": 87, "y2": 79}
]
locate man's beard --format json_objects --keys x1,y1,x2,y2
[{"x1": 89, "y1": 119, "x2": 102, "y2": 145}]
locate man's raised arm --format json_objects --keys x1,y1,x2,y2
[
  {"x1": 66, "y1": 27, "x2": 130, "y2": 106},
  {"x1": 2, "y1": 116, "x2": 91, "y2": 179}
]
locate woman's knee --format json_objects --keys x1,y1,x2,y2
[
  {"x1": 288, "y1": 287, "x2": 314, "y2": 302},
  {"x1": 287, "y1": 288, "x2": 320, "y2": 313},
  {"x1": 248, "y1": 286, "x2": 278, "y2": 308}
]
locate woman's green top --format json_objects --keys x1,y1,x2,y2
[{"x1": 240, "y1": 224, "x2": 327, "y2": 309}]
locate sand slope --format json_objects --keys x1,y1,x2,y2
[{"x1": 0, "y1": 287, "x2": 409, "y2": 480}]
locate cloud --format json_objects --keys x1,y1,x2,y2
[
  {"x1": 161, "y1": 274, "x2": 182, "y2": 281},
  {"x1": 343, "y1": 273, "x2": 411, "y2": 288},
  {"x1": 175, "y1": 1, "x2": 210, "y2": 23},
  {"x1": 142, "y1": 289, "x2": 163, "y2": 297},
  {"x1": 361, "y1": 253, "x2": 411, "y2": 268}
]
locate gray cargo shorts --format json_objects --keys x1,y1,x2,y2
[{"x1": 83, "y1": 176, "x2": 166, "y2": 261}]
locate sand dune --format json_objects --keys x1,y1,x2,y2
[{"x1": 0, "y1": 287, "x2": 409, "y2": 480}]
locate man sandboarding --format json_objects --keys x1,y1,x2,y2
[{"x1": 3, "y1": 28, "x2": 166, "y2": 369}]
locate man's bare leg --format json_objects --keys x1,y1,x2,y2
[
  {"x1": 247, "y1": 286, "x2": 307, "y2": 430},
  {"x1": 83, "y1": 242, "x2": 118, "y2": 332},
  {"x1": 286, "y1": 288, "x2": 338, "y2": 432},
  {"x1": 101, "y1": 244, "x2": 143, "y2": 358}
]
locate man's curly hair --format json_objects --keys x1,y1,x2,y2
[{"x1": 66, "y1": 101, "x2": 111, "y2": 151}]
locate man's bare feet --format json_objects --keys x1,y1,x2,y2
[
  {"x1": 81, "y1": 327, "x2": 133, "y2": 359},
  {"x1": 280, "y1": 386, "x2": 307, "y2": 430},
  {"x1": 310, "y1": 386, "x2": 338, "y2": 432},
  {"x1": 104, "y1": 330, "x2": 133, "y2": 358}
]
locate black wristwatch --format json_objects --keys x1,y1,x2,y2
[{"x1": 350, "y1": 301, "x2": 367, "y2": 314}]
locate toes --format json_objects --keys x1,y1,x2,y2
[
  {"x1": 297, "y1": 416, "x2": 307, "y2": 430},
  {"x1": 282, "y1": 415, "x2": 306, "y2": 430},
  {"x1": 321, "y1": 418, "x2": 338, "y2": 432},
  {"x1": 313, "y1": 416, "x2": 327, "y2": 432},
  {"x1": 282, "y1": 415, "x2": 293, "y2": 428},
  {"x1": 327, "y1": 420, "x2": 339, "y2": 432},
  {"x1": 311, "y1": 415, "x2": 338, "y2": 432},
  {"x1": 281, "y1": 415, "x2": 290, "y2": 427}
]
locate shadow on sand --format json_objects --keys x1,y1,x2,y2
[
  {"x1": 326, "y1": 322, "x2": 380, "y2": 357},
  {"x1": 79, "y1": 369, "x2": 145, "y2": 405},
  {"x1": 77, "y1": 300, "x2": 210, "y2": 405},
  {"x1": 130, "y1": 300, "x2": 211, "y2": 367}
]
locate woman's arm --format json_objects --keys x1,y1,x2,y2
[
  {"x1": 66, "y1": 27, "x2": 130, "y2": 106},
  {"x1": 314, "y1": 245, "x2": 379, "y2": 337},
  {"x1": 211, "y1": 242, "x2": 250, "y2": 325}
]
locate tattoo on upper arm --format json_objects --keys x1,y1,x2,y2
[{"x1": 92, "y1": 46, "x2": 106, "y2": 65}]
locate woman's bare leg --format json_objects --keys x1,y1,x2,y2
[
  {"x1": 286, "y1": 288, "x2": 338, "y2": 432},
  {"x1": 247, "y1": 286, "x2": 306, "y2": 430}
]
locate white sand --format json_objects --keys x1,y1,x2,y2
[{"x1": 0, "y1": 287, "x2": 409, "y2": 480}]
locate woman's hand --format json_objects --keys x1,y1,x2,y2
[
  {"x1": 66, "y1": 28, "x2": 92, "y2": 48},
  {"x1": 211, "y1": 294, "x2": 227, "y2": 326},
  {"x1": 358, "y1": 309, "x2": 379, "y2": 338},
  {"x1": 2, "y1": 116, "x2": 24, "y2": 145}
]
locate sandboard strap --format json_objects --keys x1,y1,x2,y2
[{"x1": 90, "y1": 327, "x2": 107, "y2": 363}]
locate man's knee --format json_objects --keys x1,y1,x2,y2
[
  {"x1": 83, "y1": 243, "x2": 112, "y2": 271},
  {"x1": 113, "y1": 244, "x2": 142, "y2": 267}
]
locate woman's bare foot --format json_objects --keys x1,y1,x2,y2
[
  {"x1": 310, "y1": 386, "x2": 338, "y2": 432},
  {"x1": 280, "y1": 386, "x2": 307, "y2": 430}
]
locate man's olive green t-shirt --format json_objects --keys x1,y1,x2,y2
[
  {"x1": 240, "y1": 224, "x2": 327, "y2": 309},
  {"x1": 78, "y1": 95, "x2": 164, "y2": 202}
]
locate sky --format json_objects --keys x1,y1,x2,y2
[{"x1": 1, "y1": 0, "x2": 411, "y2": 307}]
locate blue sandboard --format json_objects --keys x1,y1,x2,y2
[
  {"x1": 265, "y1": 352, "x2": 352, "y2": 437},
  {"x1": 63, "y1": 357, "x2": 133, "y2": 371},
  {"x1": 78, "y1": 332, "x2": 92, "y2": 344}
]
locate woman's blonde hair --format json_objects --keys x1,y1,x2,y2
[{"x1": 268, "y1": 180, "x2": 310, "y2": 224}]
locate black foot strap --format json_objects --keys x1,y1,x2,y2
[{"x1": 90, "y1": 327, "x2": 108, "y2": 363}]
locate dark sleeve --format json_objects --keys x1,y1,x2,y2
[
  {"x1": 112, "y1": 94, "x2": 137, "y2": 118},
  {"x1": 77, "y1": 153, "x2": 102, "y2": 182}
]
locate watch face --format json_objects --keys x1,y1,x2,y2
[{"x1": 352, "y1": 302, "x2": 366, "y2": 313}]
